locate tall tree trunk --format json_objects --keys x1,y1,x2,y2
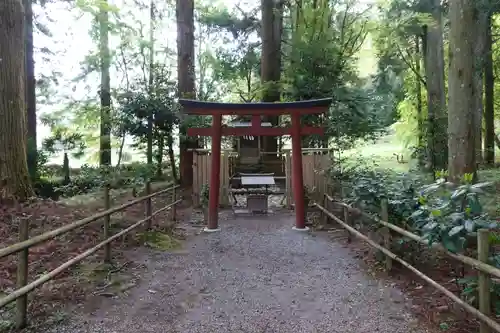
[
  {"x1": 415, "y1": 35, "x2": 423, "y2": 164},
  {"x1": 62, "y1": 152, "x2": 70, "y2": 185},
  {"x1": 147, "y1": 0, "x2": 154, "y2": 177},
  {"x1": 0, "y1": 0, "x2": 35, "y2": 201},
  {"x1": 473, "y1": 1, "x2": 487, "y2": 164},
  {"x1": 24, "y1": 0, "x2": 37, "y2": 180},
  {"x1": 116, "y1": 133, "x2": 126, "y2": 167},
  {"x1": 155, "y1": 135, "x2": 164, "y2": 178},
  {"x1": 448, "y1": 0, "x2": 476, "y2": 181},
  {"x1": 261, "y1": 0, "x2": 283, "y2": 154},
  {"x1": 167, "y1": 134, "x2": 178, "y2": 183},
  {"x1": 176, "y1": 0, "x2": 196, "y2": 187},
  {"x1": 424, "y1": 0, "x2": 447, "y2": 171},
  {"x1": 99, "y1": 2, "x2": 111, "y2": 166},
  {"x1": 484, "y1": 12, "x2": 495, "y2": 165}
]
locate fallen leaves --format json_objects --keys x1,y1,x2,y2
[{"x1": 341, "y1": 229, "x2": 479, "y2": 333}]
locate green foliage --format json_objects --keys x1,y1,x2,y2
[
  {"x1": 33, "y1": 178, "x2": 63, "y2": 200},
  {"x1": 327, "y1": 86, "x2": 391, "y2": 150},
  {"x1": 115, "y1": 64, "x2": 180, "y2": 169},
  {"x1": 117, "y1": 68, "x2": 178, "y2": 140},
  {"x1": 32, "y1": 162, "x2": 160, "y2": 199},
  {"x1": 409, "y1": 175, "x2": 497, "y2": 253},
  {"x1": 42, "y1": 129, "x2": 86, "y2": 157},
  {"x1": 41, "y1": 120, "x2": 87, "y2": 183},
  {"x1": 335, "y1": 157, "x2": 422, "y2": 225}
]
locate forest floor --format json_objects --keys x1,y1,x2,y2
[
  {"x1": 33, "y1": 211, "x2": 436, "y2": 333},
  {"x1": 0, "y1": 181, "x2": 186, "y2": 332}
]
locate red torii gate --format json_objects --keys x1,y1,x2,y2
[{"x1": 179, "y1": 98, "x2": 332, "y2": 232}]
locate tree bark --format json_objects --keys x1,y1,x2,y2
[
  {"x1": 424, "y1": 0, "x2": 447, "y2": 171},
  {"x1": 176, "y1": 0, "x2": 197, "y2": 187},
  {"x1": 99, "y1": 1, "x2": 112, "y2": 166},
  {"x1": 24, "y1": 0, "x2": 37, "y2": 180},
  {"x1": 473, "y1": 1, "x2": 487, "y2": 164},
  {"x1": 484, "y1": 12, "x2": 495, "y2": 165},
  {"x1": 448, "y1": 0, "x2": 477, "y2": 181},
  {"x1": 0, "y1": 0, "x2": 35, "y2": 201},
  {"x1": 167, "y1": 134, "x2": 178, "y2": 183},
  {"x1": 156, "y1": 134, "x2": 164, "y2": 178},
  {"x1": 116, "y1": 133, "x2": 126, "y2": 167},
  {"x1": 261, "y1": 0, "x2": 283, "y2": 154},
  {"x1": 415, "y1": 35, "x2": 423, "y2": 164},
  {"x1": 147, "y1": 0, "x2": 154, "y2": 177},
  {"x1": 62, "y1": 152, "x2": 70, "y2": 184}
]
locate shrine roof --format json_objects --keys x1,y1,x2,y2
[{"x1": 179, "y1": 98, "x2": 332, "y2": 113}]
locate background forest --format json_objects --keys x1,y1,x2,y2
[
  {"x1": 3, "y1": 0, "x2": 500, "y2": 327},
  {"x1": 1, "y1": 0, "x2": 500, "y2": 238},
  {"x1": 2, "y1": 0, "x2": 500, "y2": 249}
]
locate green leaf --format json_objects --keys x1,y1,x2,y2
[
  {"x1": 450, "y1": 188, "x2": 466, "y2": 200},
  {"x1": 449, "y1": 212, "x2": 463, "y2": 223},
  {"x1": 442, "y1": 238, "x2": 458, "y2": 253},
  {"x1": 423, "y1": 222, "x2": 438, "y2": 231},
  {"x1": 431, "y1": 209, "x2": 442, "y2": 217},
  {"x1": 463, "y1": 173, "x2": 474, "y2": 183},
  {"x1": 439, "y1": 322, "x2": 449, "y2": 331},
  {"x1": 448, "y1": 225, "x2": 464, "y2": 237},
  {"x1": 464, "y1": 220, "x2": 475, "y2": 232}
]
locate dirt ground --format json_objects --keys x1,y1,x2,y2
[{"x1": 37, "y1": 210, "x2": 438, "y2": 333}]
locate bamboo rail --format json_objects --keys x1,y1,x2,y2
[
  {"x1": 0, "y1": 185, "x2": 178, "y2": 259},
  {"x1": 0, "y1": 183, "x2": 180, "y2": 329},
  {"x1": 317, "y1": 195, "x2": 499, "y2": 333},
  {"x1": 325, "y1": 195, "x2": 500, "y2": 280}
]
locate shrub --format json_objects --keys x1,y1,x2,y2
[
  {"x1": 33, "y1": 178, "x2": 62, "y2": 200},
  {"x1": 409, "y1": 174, "x2": 498, "y2": 253}
]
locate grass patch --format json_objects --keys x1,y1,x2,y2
[
  {"x1": 78, "y1": 262, "x2": 115, "y2": 281},
  {"x1": 344, "y1": 132, "x2": 500, "y2": 219},
  {"x1": 343, "y1": 132, "x2": 413, "y2": 172},
  {"x1": 137, "y1": 231, "x2": 181, "y2": 251},
  {"x1": 77, "y1": 261, "x2": 138, "y2": 297}
]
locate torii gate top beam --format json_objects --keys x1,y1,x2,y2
[{"x1": 178, "y1": 98, "x2": 332, "y2": 116}]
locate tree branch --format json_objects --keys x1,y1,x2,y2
[{"x1": 395, "y1": 43, "x2": 427, "y2": 87}]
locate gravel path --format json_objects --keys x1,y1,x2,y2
[{"x1": 49, "y1": 211, "x2": 434, "y2": 333}]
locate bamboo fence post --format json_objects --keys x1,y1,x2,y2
[
  {"x1": 478, "y1": 229, "x2": 491, "y2": 333},
  {"x1": 16, "y1": 217, "x2": 29, "y2": 329},
  {"x1": 145, "y1": 181, "x2": 152, "y2": 229},
  {"x1": 103, "y1": 185, "x2": 111, "y2": 263},
  {"x1": 171, "y1": 186, "x2": 177, "y2": 222},
  {"x1": 380, "y1": 198, "x2": 392, "y2": 271}
]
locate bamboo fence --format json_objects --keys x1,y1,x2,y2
[
  {"x1": 0, "y1": 183, "x2": 180, "y2": 329},
  {"x1": 316, "y1": 195, "x2": 498, "y2": 333}
]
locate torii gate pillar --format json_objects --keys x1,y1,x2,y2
[
  {"x1": 290, "y1": 113, "x2": 307, "y2": 230},
  {"x1": 207, "y1": 114, "x2": 222, "y2": 232}
]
